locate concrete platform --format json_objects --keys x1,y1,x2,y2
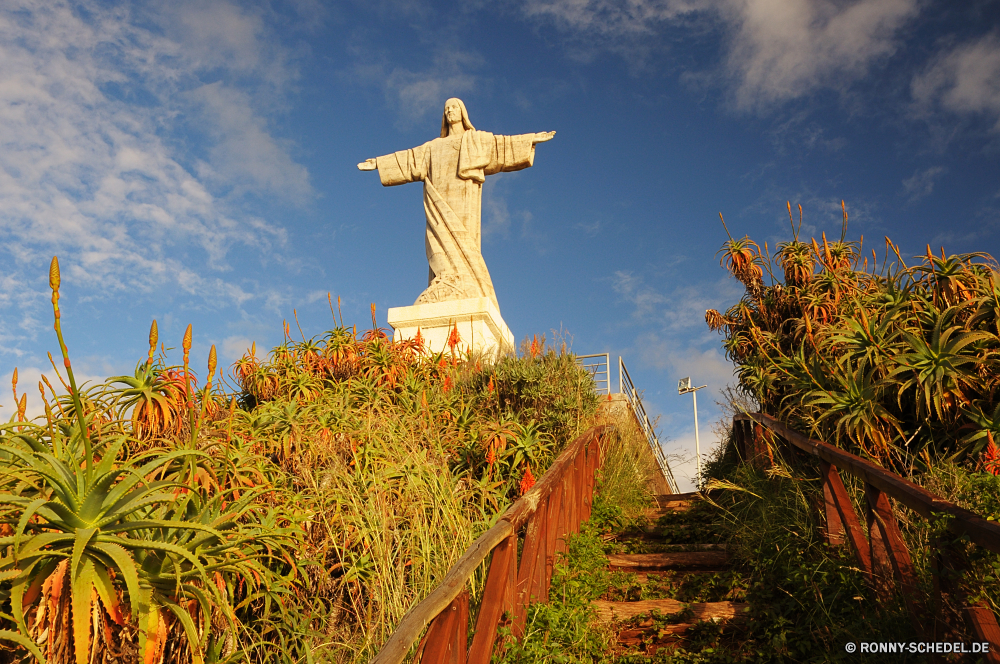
[{"x1": 387, "y1": 297, "x2": 515, "y2": 357}]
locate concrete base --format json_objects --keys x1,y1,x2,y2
[{"x1": 387, "y1": 297, "x2": 515, "y2": 357}]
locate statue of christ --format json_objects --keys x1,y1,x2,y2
[{"x1": 358, "y1": 98, "x2": 555, "y2": 307}]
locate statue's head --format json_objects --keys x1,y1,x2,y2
[{"x1": 441, "y1": 98, "x2": 475, "y2": 137}]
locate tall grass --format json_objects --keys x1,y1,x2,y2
[
  {"x1": 588, "y1": 404, "x2": 660, "y2": 531},
  {"x1": 705, "y1": 411, "x2": 999, "y2": 660},
  {"x1": 703, "y1": 443, "x2": 916, "y2": 662}
]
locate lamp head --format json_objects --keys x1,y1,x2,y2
[{"x1": 678, "y1": 377, "x2": 691, "y2": 394}]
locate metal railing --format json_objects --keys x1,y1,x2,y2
[
  {"x1": 575, "y1": 353, "x2": 611, "y2": 395},
  {"x1": 574, "y1": 354, "x2": 679, "y2": 494},
  {"x1": 736, "y1": 413, "x2": 1000, "y2": 655},
  {"x1": 619, "y1": 358, "x2": 679, "y2": 494}
]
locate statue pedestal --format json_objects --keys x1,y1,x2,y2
[{"x1": 387, "y1": 297, "x2": 515, "y2": 356}]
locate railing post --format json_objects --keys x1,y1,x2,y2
[
  {"x1": 819, "y1": 460, "x2": 845, "y2": 546},
  {"x1": 528, "y1": 499, "x2": 550, "y2": 606},
  {"x1": 584, "y1": 434, "x2": 599, "y2": 518},
  {"x1": 513, "y1": 508, "x2": 544, "y2": 637},
  {"x1": 467, "y1": 534, "x2": 516, "y2": 664},
  {"x1": 863, "y1": 483, "x2": 895, "y2": 595},
  {"x1": 569, "y1": 450, "x2": 583, "y2": 534},
  {"x1": 417, "y1": 590, "x2": 468, "y2": 664},
  {"x1": 864, "y1": 484, "x2": 922, "y2": 626},
  {"x1": 964, "y1": 606, "x2": 1000, "y2": 663},
  {"x1": 580, "y1": 439, "x2": 590, "y2": 523},
  {"x1": 751, "y1": 423, "x2": 774, "y2": 469},
  {"x1": 732, "y1": 419, "x2": 744, "y2": 462},
  {"x1": 555, "y1": 475, "x2": 569, "y2": 556},
  {"x1": 931, "y1": 536, "x2": 1000, "y2": 660},
  {"x1": 541, "y1": 484, "x2": 563, "y2": 600},
  {"x1": 819, "y1": 460, "x2": 871, "y2": 574}
]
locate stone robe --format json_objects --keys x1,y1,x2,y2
[{"x1": 375, "y1": 130, "x2": 536, "y2": 307}]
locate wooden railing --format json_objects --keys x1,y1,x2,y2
[
  {"x1": 735, "y1": 412, "x2": 1000, "y2": 659},
  {"x1": 369, "y1": 424, "x2": 611, "y2": 664}
]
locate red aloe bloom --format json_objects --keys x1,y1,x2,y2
[
  {"x1": 448, "y1": 324, "x2": 461, "y2": 351},
  {"x1": 529, "y1": 335, "x2": 541, "y2": 359},
  {"x1": 486, "y1": 444, "x2": 496, "y2": 466},
  {"x1": 985, "y1": 432, "x2": 1000, "y2": 476},
  {"x1": 487, "y1": 376, "x2": 495, "y2": 393},
  {"x1": 519, "y1": 465, "x2": 536, "y2": 495},
  {"x1": 443, "y1": 375, "x2": 452, "y2": 392}
]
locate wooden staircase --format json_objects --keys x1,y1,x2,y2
[{"x1": 592, "y1": 492, "x2": 750, "y2": 658}]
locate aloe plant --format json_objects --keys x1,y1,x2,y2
[
  {"x1": 708, "y1": 204, "x2": 1000, "y2": 470},
  {"x1": 0, "y1": 257, "x2": 296, "y2": 664}
]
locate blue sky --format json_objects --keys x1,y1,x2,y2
[{"x1": 2, "y1": 0, "x2": 999, "y2": 491}]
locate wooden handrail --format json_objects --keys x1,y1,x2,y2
[
  {"x1": 369, "y1": 424, "x2": 613, "y2": 664},
  {"x1": 735, "y1": 413, "x2": 1000, "y2": 554},
  {"x1": 735, "y1": 412, "x2": 1000, "y2": 660}
]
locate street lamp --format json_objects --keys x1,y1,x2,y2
[{"x1": 678, "y1": 377, "x2": 708, "y2": 491}]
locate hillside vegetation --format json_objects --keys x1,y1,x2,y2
[
  {"x1": 0, "y1": 258, "x2": 600, "y2": 664},
  {"x1": 698, "y1": 205, "x2": 1000, "y2": 660},
  {"x1": 707, "y1": 203, "x2": 1000, "y2": 473}
]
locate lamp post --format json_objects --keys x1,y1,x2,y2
[{"x1": 678, "y1": 377, "x2": 708, "y2": 491}]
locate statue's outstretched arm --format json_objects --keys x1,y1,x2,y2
[
  {"x1": 357, "y1": 158, "x2": 377, "y2": 171},
  {"x1": 532, "y1": 131, "x2": 556, "y2": 143}
]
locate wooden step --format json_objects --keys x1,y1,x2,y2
[
  {"x1": 593, "y1": 599, "x2": 749, "y2": 623},
  {"x1": 644, "y1": 494, "x2": 700, "y2": 520},
  {"x1": 641, "y1": 523, "x2": 701, "y2": 535},
  {"x1": 653, "y1": 492, "x2": 701, "y2": 505},
  {"x1": 632, "y1": 567, "x2": 729, "y2": 584},
  {"x1": 606, "y1": 551, "x2": 731, "y2": 571},
  {"x1": 643, "y1": 505, "x2": 691, "y2": 520},
  {"x1": 613, "y1": 542, "x2": 728, "y2": 552}
]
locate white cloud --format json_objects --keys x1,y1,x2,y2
[
  {"x1": 483, "y1": 182, "x2": 513, "y2": 239},
  {"x1": 611, "y1": 270, "x2": 668, "y2": 319},
  {"x1": 635, "y1": 332, "x2": 735, "y2": 387},
  {"x1": 912, "y1": 33, "x2": 1000, "y2": 131},
  {"x1": 522, "y1": 0, "x2": 705, "y2": 36},
  {"x1": 723, "y1": 0, "x2": 920, "y2": 109},
  {"x1": 662, "y1": 427, "x2": 721, "y2": 492},
  {"x1": 0, "y1": 0, "x2": 308, "y2": 352},
  {"x1": 0, "y1": 363, "x2": 116, "y2": 422},
  {"x1": 521, "y1": 0, "x2": 922, "y2": 109},
  {"x1": 222, "y1": 336, "x2": 257, "y2": 364},
  {"x1": 612, "y1": 272, "x2": 741, "y2": 329},
  {"x1": 353, "y1": 49, "x2": 482, "y2": 126},
  {"x1": 189, "y1": 83, "x2": 311, "y2": 199},
  {"x1": 902, "y1": 166, "x2": 946, "y2": 201}
]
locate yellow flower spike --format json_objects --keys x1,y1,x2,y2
[
  {"x1": 208, "y1": 344, "x2": 217, "y2": 378},
  {"x1": 147, "y1": 320, "x2": 158, "y2": 366},
  {"x1": 49, "y1": 256, "x2": 60, "y2": 291},
  {"x1": 182, "y1": 324, "x2": 192, "y2": 353}
]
